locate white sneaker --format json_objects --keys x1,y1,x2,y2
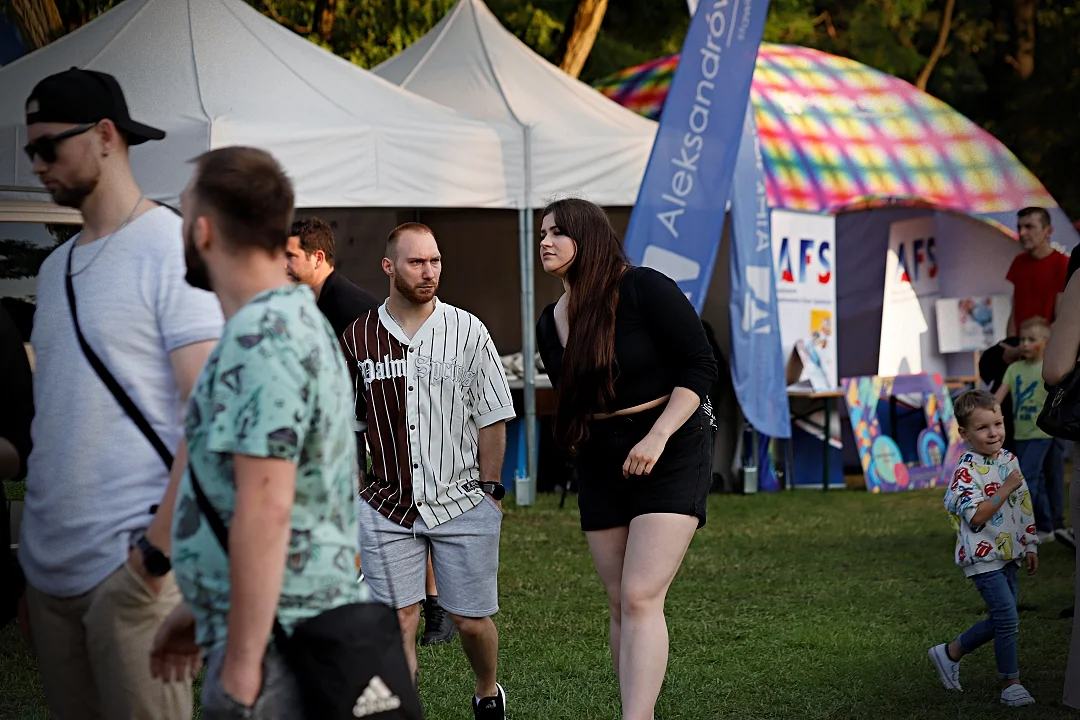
[
  {"x1": 1054, "y1": 527, "x2": 1076, "y2": 550},
  {"x1": 1001, "y1": 684, "x2": 1035, "y2": 707},
  {"x1": 1037, "y1": 530, "x2": 1055, "y2": 544},
  {"x1": 928, "y1": 644, "x2": 962, "y2": 691}
]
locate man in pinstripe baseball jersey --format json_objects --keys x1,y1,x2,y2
[{"x1": 342, "y1": 222, "x2": 514, "y2": 720}]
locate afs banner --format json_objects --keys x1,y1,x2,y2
[
  {"x1": 879, "y1": 217, "x2": 946, "y2": 377},
  {"x1": 729, "y1": 104, "x2": 789, "y2": 438},
  {"x1": 624, "y1": 0, "x2": 771, "y2": 312},
  {"x1": 771, "y1": 210, "x2": 838, "y2": 388}
]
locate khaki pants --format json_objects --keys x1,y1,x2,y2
[
  {"x1": 1065, "y1": 444, "x2": 1080, "y2": 709},
  {"x1": 26, "y1": 560, "x2": 193, "y2": 720}
]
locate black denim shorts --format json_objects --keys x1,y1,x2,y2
[{"x1": 575, "y1": 403, "x2": 714, "y2": 532}]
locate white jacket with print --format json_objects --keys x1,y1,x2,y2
[{"x1": 943, "y1": 448, "x2": 1038, "y2": 577}]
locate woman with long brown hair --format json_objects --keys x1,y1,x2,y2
[{"x1": 535, "y1": 198, "x2": 717, "y2": 719}]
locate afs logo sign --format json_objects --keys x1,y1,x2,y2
[
  {"x1": 776, "y1": 236, "x2": 832, "y2": 285},
  {"x1": 896, "y1": 236, "x2": 937, "y2": 284}
]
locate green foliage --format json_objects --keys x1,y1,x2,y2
[{"x1": 4, "y1": 0, "x2": 1079, "y2": 217}]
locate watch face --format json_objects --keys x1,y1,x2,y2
[
  {"x1": 145, "y1": 550, "x2": 171, "y2": 576},
  {"x1": 490, "y1": 484, "x2": 506, "y2": 500}
]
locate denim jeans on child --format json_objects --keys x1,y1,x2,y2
[
  {"x1": 958, "y1": 562, "x2": 1020, "y2": 680},
  {"x1": 1015, "y1": 438, "x2": 1053, "y2": 533}
]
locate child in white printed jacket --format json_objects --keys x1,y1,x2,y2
[{"x1": 929, "y1": 390, "x2": 1039, "y2": 707}]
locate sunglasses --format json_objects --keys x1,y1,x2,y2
[{"x1": 23, "y1": 122, "x2": 98, "y2": 163}]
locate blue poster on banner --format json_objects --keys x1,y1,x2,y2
[
  {"x1": 623, "y1": 0, "x2": 771, "y2": 312},
  {"x1": 729, "y1": 105, "x2": 789, "y2": 438}
]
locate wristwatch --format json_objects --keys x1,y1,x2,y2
[
  {"x1": 481, "y1": 482, "x2": 506, "y2": 501},
  {"x1": 134, "y1": 532, "x2": 172, "y2": 577}
]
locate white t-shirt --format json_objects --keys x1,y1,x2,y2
[{"x1": 20, "y1": 207, "x2": 224, "y2": 597}]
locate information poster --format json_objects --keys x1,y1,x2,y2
[
  {"x1": 935, "y1": 295, "x2": 1012, "y2": 353},
  {"x1": 771, "y1": 210, "x2": 838, "y2": 388},
  {"x1": 879, "y1": 217, "x2": 946, "y2": 377}
]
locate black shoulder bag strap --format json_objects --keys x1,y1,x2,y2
[{"x1": 65, "y1": 244, "x2": 175, "y2": 471}]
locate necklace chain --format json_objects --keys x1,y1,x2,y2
[{"x1": 69, "y1": 195, "x2": 145, "y2": 277}]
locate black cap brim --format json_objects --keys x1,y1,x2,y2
[{"x1": 118, "y1": 118, "x2": 166, "y2": 145}]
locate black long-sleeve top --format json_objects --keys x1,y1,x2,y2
[{"x1": 536, "y1": 266, "x2": 718, "y2": 412}]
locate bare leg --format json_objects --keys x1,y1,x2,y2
[
  {"x1": 451, "y1": 614, "x2": 499, "y2": 698},
  {"x1": 397, "y1": 603, "x2": 421, "y2": 683},
  {"x1": 426, "y1": 555, "x2": 438, "y2": 596},
  {"x1": 618, "y1": 513, "x2": 697, "y2": 720},
  {"x1": 586, "y1": 527, "x2": 630, "y2": 683}
]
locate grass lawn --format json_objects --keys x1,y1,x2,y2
[{"x1": 1, "y1": 488, "x2": 1076, "y2": 719}]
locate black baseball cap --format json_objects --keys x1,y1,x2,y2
[{"x1": 25, "y1": 67, "x2": 165, "y2": 145}]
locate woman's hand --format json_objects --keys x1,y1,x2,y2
[{"x1": 623, "y1": 430, "x2": 669, "y2": 477}]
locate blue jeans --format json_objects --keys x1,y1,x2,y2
[
  {"x1": 958, "y1": 563, "x2": 1020, "y2": 680},
  {"x1": 1042, "y1": 437, "x2": 1067, "y2": 530},
  {"x1": 1015, "y1": 438, "x2": 1053, "y2": 533}
]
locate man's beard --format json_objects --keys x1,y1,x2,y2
[
  {"x1": 50, "y1": 177, "x2": 97, "y2": 209},
  {"x1": 183, "y1": 223, "x2": 213, "y2": 292},
  {"x1": 394, "y1": 273, "x2": 437, "y2": 305}
]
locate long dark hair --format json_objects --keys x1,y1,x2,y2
[{"x1": 543, "y1": 198, "x2": 629, "y2": 454}]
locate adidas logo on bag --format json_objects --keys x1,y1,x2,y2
[{"x1": 352, "y1": 675, "x2": 402, "y2": 717}]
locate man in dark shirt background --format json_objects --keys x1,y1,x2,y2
[
  {"x1": 286, "y1": 217, "x2": 381, "y2": 335},
  {"x1": 1, "y1": 302, "x2": 33, "y2": 629}
]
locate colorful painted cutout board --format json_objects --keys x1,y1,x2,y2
[{"x1": 842, "y1": 372, "x2": 962, "y2": 493}]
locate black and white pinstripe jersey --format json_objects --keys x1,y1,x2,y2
[{"x1": 341, "y1": 300, "x2": 515, "y2": 528}]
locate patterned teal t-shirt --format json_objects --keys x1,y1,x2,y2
[
  {"x1": 172, "y1": 285, "x2": 360, "y2": 650},
  {"x1": 1005, "y1": 359, "x2": 1050, "y2": 440}
]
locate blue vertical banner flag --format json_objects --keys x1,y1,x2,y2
[
  {"x1": 729, "y1": 105, "x2": 790, "y2": 438},
  {"x1": 623, "y1": 0, "x2": 771, "y2": 312}
]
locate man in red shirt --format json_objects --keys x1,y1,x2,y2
[
  {"x1": 1003, "y1": 206, "x2": 1073, "y2": 551},
  {"x1": 1006, "y1": 206, "x2": 1069, "y2": 335}
]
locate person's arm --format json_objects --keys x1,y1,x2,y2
[
  {"x1": 969, "y1": 470, "x2": 1023, "y2": 526},
  {"x1": 0, "y1": 439, "x2": 19, "y2": 480},
  {"x1": 221, "y1": 455, "x2": 297, "y2": 706},
  {"x1": 994, "y1": 380, "x2": 1010, "y2": 404},
  {"x1": 623, "y1": 386, "x2": 702, "y2": 477},
  {"x1": 478, "y1": 422, "x2": 507, "y2": 507},
  {"x1": 1045, "y1": 271, "x2": 1080, "y2": 385},
  {"x1": 1006, "y1": 307, "x2": 1016, "y2": 338},
  {"x1": 145, "y1": 340, "x2": 216, "y2": 552}
]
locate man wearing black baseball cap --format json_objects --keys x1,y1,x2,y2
[{"x1": 20, "y1": 68, "x2": 222, "y2": 719}]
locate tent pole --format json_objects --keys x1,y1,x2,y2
[{"x1": 518, "y1": 125, "x2": 537, "y2": 506}]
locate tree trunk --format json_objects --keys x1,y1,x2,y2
[
  {"x1": 556, "y1": 0, "x2": 608, "y2": 79},
  {"x1": 6, "y1": 0, "x2": 65, "y2": 51},
  {"x1": 915, "y1": 0, "x2": 956, "y2": 92},
  {"x1": 313, "y1": 0, "x2": 337, "y2": 43},
  {"x1": 1009, "y1": 0, "x2": 1037, "y2": 80}
]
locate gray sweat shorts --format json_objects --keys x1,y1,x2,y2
[{"x1": 357, "y1": 496, "x2": 502, "y2": 618}]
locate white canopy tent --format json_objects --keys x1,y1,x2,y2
[
  {"x1": 0, "y1": 0, "x2": 521, "y2": 215},
  {"x1": 373, "y1": 0, "x2": 656, "y2": 208},
  {"x1": 375, "y1": 0, "x2": 658, "y2": 500}
]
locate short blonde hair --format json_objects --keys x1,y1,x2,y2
[
  {"x1": 954, "y1": 389, "x2": 999, "y2": 429},
  {"x1": 1020, "y1": 316, "x2": 1051, "y2": 337}
]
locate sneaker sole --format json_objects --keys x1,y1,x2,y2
[{"x1": 928, "y1": 646, "x2": 962, "y2": 691}]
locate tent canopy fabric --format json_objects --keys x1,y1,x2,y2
[
  {"x1": 0, "y1": 0, "x2": 519, "y2": 210},
  {"x1": 595, "y1": 45, "x2": 1077, "y2": 244},
  {"x1": 373, "y1": 0, "x2": 657, "y2": 208}
]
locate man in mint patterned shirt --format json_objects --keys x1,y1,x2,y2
[{"x1": 151, "y1": 147, "x2": 359, "y2": 719}]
